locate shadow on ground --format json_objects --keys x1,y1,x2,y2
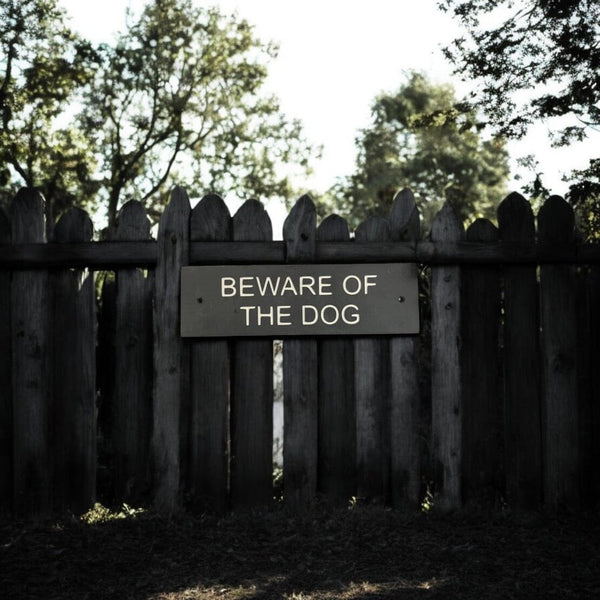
[{"x1": 2, "y1": 504, "x2": 599, "y2": 599}]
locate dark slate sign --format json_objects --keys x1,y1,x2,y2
[{"x1": 180, "y1": 263, "x2": 419, "y2": 337}]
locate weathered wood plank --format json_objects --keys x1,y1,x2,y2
[
  {"x1": 230, "y1": 199, "x2": 274, "y2": 508},
  {"x1": 431, "y1": 201, "x2": 463, "y2": 511},
  {"x1": 11, "y1": 188, "x2": 50, "y2": 516},
  {"x1": 96, "y1": 275, "x2": 116, "y2": 501},
  {"x1": 580, "y1": 266, "x2": 600, "y2": 506},
  {"x1": 389, "y1": 189, "x2": 421, "y2": 507},
  {"x1": 538, "y1": 195, "x2": 579, "y2": 510},
  {"x1": 1, "y1": 239, "x2": 600, "y2": 269},
  {"x1": 354, "y1": 216, "x2": 391, "y2": 503},
  {"x1": 498, "y1": 192, "x2": 542, "y2": 509},
  {"x1": 461, "y1": 218, "x2": 502, "y2": 505},
  {"x1": 576, "y1": 264, "x2": 599, "y2": 507},
  {"x1": 152, "y1": 187, "x2": 190, "y2": 512},
  {"x1": 52, "y1": 208, "x2": 96, "y2": 513},
  {"x1": 189, "y1": 194, "x2": 231, "y2": 511},
  {"x1": 0, "y1": 207, "x2": 11, "y2": 513},
  {"x1": 283, "y1": 195, "x2": 318, "y2": 509},
  {"x1": 112, "y1": 201, "x2": 153, "y2": 504},
  {"x1": 316, "y1": 214, "x2": 355, "y2": 503}
]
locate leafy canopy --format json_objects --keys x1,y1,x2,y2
[
  {"x1": 323, "y1": 72, "x2": 510, "y2": 230},
  {"x1": 0, "y1": 0, "x2": 99, "y2": 228},
  {"x1": 0, "y1": 0, "x2": 316, "y2": 231},
  {"x1": 438, "y1": 0, "x2": 600, "y2": 235}
]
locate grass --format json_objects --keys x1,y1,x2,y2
[{"x1": 2, "y1": 502, "x2": 600, "y2": 599}]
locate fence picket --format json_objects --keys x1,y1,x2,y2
[
  {"x1": 355, "y1": 216, "x2": 391, "y2": 503},
  {"x1": 189, "y1": 194, "x2": 231, "y2": 511},
  {"x1": 389, "y1": 189, "x2": 421, "y2": 507},
  {"x1": 576, "y1": 264, "x2": 599, "y2": 506},
  {"x1": 498, "y1": 192, "x2": 542, "y2": 509},
  {"x1": 317, "y1": 214, "x2": 355, "y2": 502},
  {"x1": 580, "y1": 267, "x2": 600, "y2": 503},
  {"x1": 11, "y1": 189, "x2": 50, "y2": 516},
  {"x1": 52, "y1": 208, "x2": 96, "y2": 513},
  {"x1": 0, "y1": 207, "x2": 11, "y2": 513},
  {"x1": 230, "y1": 199, "x2": 274, "y2": 508},
  {"x1": 152, "y1": 187, "x2": 190, "y2": 512},
  {"x1": 112, "y1": 201, "x2": 153, "y2": 503},
  {"x1": 461, "y1": 218, "x2": 502, "y2": 504},
  {"x1": 431, "y1": 202, "x2": 463, "y2": 511},
  {"x1": 283, "y1": 195, "x2": 318, "y2": 508},
  {"x1": 538, "y1": 195, "x2": 579, "y2": 510}
]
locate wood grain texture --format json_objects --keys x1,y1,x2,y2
[
  {"x1": 577, "y1": 266, "x2": 600, "y2": 505},
  {"x1": 52, "y1": 208, "x2": 96, "y2": 513},
  {"x1": 354, "y1": 216, "x2": 391, "y2": 502},
  {"x1": 189, "y1": 194, "x2": 231, "y2": 511},
  {"x1": 461, "y1": 218, "x2": 502, "y2": 505},
  {"x1": 430, "y1": 202, "x2": 463, "y2": 511},
  {"x1": 316, "y1": 214, "x2": 355, "y2": 502},
  {"x1": 0, "y1": 207, "x2": 11, "y2": 512},
  {"x1": 152, "y1": 187, "x2": 190, "y2": 512},
  {"x1": 538, "y1": 195, "x2": 579, "y2": 510},
  {"x1": 389, "y1": 189, "x2": 422, "y2": 507},
  {"x1": 1, "y1": 239, "x2": 599, "y2": 269},
  {"x1": 113, "y1": 201, "x2": 153, "y2": 503},
  {"x1": 11, "y1": 188, "x2": 50, "y2": 516},
  {"x1": 283, "y1": 195, "x2": 318, "y2": 509},
  {"x1": 230, "y1": 199, "x2": 274, "y2": 508},
  {"x1": 497, "y1": 193, "x2": 542, "y2": 509}
]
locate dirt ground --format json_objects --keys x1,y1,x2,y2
[{"x1": 1, "y1": 503, "x2": 599, "y2": 599}]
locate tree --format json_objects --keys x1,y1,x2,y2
[
  {"x1": 438, "y1": 0, "x2": 600, "y2": 236},
  {"x1": 324, "y1": 72, "x2": 510, "y2": 229},
  {"x1": 80, "y1": 0, "x2": 314, "y2": 228},
  {"x1": 0, "y1": 0, "x2": 99, "y2": 232},
  {"x1": 0, "y1": 0, "x2": 315, "y2": 231}
]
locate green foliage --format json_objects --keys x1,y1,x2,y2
[
  {"x1": 324, "y1": 72, "x2": 509, "y2": 230},
  {"x1": 80, "y1": 0, "x2": 314, "y2": 228},
  {"x1": 0, "y1": 0, "x2": 99, "y2": 229},
  {"x1": 438, "y1": 0, "x2": 600, "y2": 236},
  {"x1": 0, "y1": 0, "x2": 315, "y2": 230}
]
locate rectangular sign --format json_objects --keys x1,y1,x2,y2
[{"x1": 180, "y1": 263, "x2": 419, "y2": 337}]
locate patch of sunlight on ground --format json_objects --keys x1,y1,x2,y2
[{"x1": 340, "y1": 577, "x2": 453, "y2": 597}]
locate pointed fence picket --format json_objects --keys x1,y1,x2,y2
[
  {"x1": 389, "y1": 189, "x2": 422, "y2": 507},
  {"x1": 11, "y1": 189, "x2": 50, "y2": 517},
  {"x1": 112, "y1": 201, "x2": 154, "y2": 504},
  {"x1": 283, "y1": 196, "x2": 318, "y2": 509},
  {"x1": 354, "y1": 216, "x2": 392, "y2": 503},
  {"x1": 431, "y1": 202, "x2": 464, "y2": 511},
  {"x1": 0, "y1": 186, "x2": 599, "y2": 517},
  {"x1": 230, "y1": 199, "x2": 274, "y2": 509},
  {"x1": 461, "y1": 218, "x2": 502, "y2": 503},
  {"x1": 51, "y1": 208, "x2": 96, "y2": 513},
  {"x1": 497, "y1": 193, "x2": 542, "y2": 508},
  {"x1": 189, "y1": 194, "x2": 231, "y2": 511},
  {"x1": 152, "y1": 187, "x2": 190, "y2": 512},
  {"x1": 317, "y1": 214, "x2": 355, "y2": 503},
  {"x1": 538, "y1": 196, "x2": 579, "y2": 510}
]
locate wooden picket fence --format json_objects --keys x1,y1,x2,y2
[{"x1": 0, "y1": 186, "x2": 599, "y2": 517}]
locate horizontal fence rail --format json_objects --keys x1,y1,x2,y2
[
  {"x1": 1, "y1": 240, "x2": 600, "y2": 268},
  {"x1": 0, "y1": 186, "x2": 599, "y2": 518}
]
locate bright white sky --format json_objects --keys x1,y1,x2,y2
[{"x1": 59, "y1": 0, "x2": 596, "y2": 228}]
